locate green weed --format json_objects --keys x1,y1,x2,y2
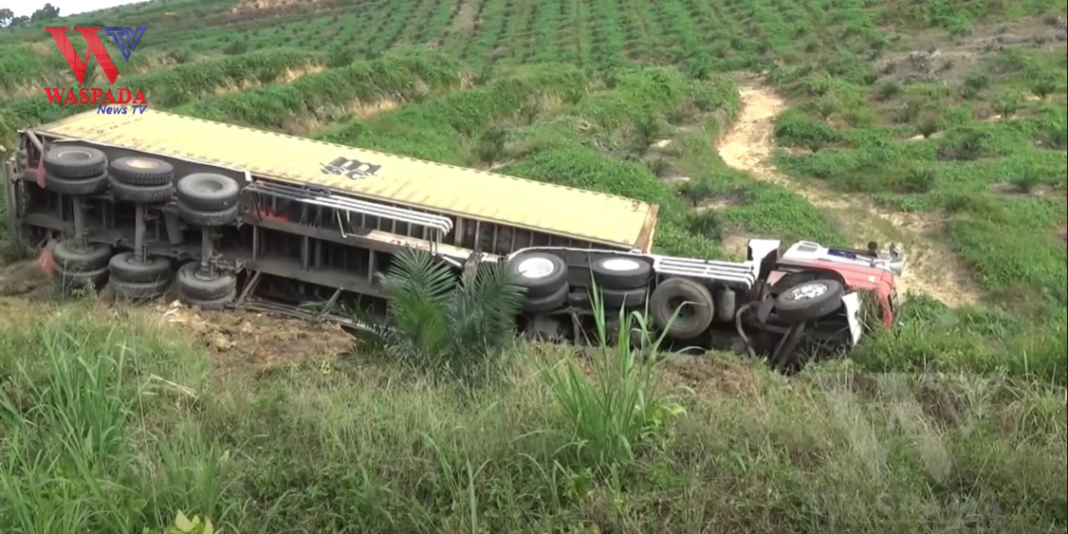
[
  {"x1": 539, "y1": 281, "x2": 683, "y2": 473},
  {"x1": 174, "y1": 50, "x2": 464, "y2": 130}
]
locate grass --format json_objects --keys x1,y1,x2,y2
[
  {"x1": 0, "y1": 0, "x2": 1065, "y2": 529},
  {"x1": 0, "y1": 301, "x2": 1064, "y2": 534}
]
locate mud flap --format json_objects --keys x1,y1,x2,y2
[
  {"x1": 37, "y1": 239, "x2": 56, "y2": 278},
  {"x1": 841, "y1": 292, "x2": 862, "y2": 345}
]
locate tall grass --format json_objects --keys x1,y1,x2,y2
[
  {"x1": 539, "y1": 281, "x2": 684, "y2": 472},
  {"x1": 0, "y1": 301, "x2": 1063, "y2": 533}
]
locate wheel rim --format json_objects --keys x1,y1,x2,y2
[
  {"x1": 193, "y1": 268, "x2": 220, "y2": 281},
  {"x1": 601, "y1": 258, "x2": 640, "y2": 272},
  {"x1": 194, "y1": 179, "x2": 224, "y2": 193},
  {"x1": 125, "y1": 158, "x2": 159, "y2": 169},
  {"x1": 69, "y1": 241, "x2": 98, "y2": 254},
  {"x1": 60, "y1": 150, "x2": 93, "y2": 161},
  {"x1": 517, "y1": 257, "x2": 554, "y2": 278},
  {"x1": 789, "y1": 283, "x2": 827, "y2": 301}
]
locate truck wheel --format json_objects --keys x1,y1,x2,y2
[
  {"x1": 774, "y1": 280, "x2": 844, "y2": 324},
  {"x1": 175, "y1": 173, "x2": 240, "y2": 210},
  {"x1": 506, "y1": 252, "x2": 568, "y2": 298},
  {"x1": 590, "y1": 256, "x2": 652, "y2": 289},
  {"x1": 43, "y1": 147, "x2": 107, "y2": 179},
  {"x1": 109, "y1": 252, "x2": 172, "y2": 283},
  {"x1": 45, "y1": 172, "x2": 108, "y2": 195},
  {"x1": 53, "y1": 265, "x2": 109, "y2": 293},
  {"x1": 176, "y1": 202, "x2": 239, "y2": 226},
  {"x1": 185, "y1": 289, "x2": 236, "y2": 310},
  {"x1": 522, "y1": 283, "x2": 568, "y2": 313},
  {"x1": 176, "y1": 262, "x2": 237, "y2": 301},
  {"x1": 109, "y1": 175, "x2": 175, "y2": 203},
  {"x1": 52, "y1": 239, "x2": 112, "y2": 272},
  {"x1": 649, "y1": 277, "x2": 714, "y2": 339},
  {"x1": 110, "y1": 157, "x2": 174, "y2": 186},
  {"x1": 110, "y1": 277, "x2": 172, "y2": 300},
  {"x1": 600, "y1": 286, "x2": 647, "y2": 310}
]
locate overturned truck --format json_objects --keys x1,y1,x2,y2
[{"x1": 4, "y1": 110, "x2": 904, "y2": 368}]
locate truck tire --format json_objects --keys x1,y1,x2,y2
[
  {"x1": 108, "y1": 252, "x2": 173, "y2": 283},
  {"x1": 45, "y1": 172, "x2": 108, "y2": 195},
  {"x1": 176, "y1": 262, "x2": 237, "y2": 301},
  {"x1": 600, "y1": 286, "x2": 647, "y2": 310},
  {"x1": 590, "y1": 256, "x2": 652, "y2": 289},
  {"x1": 185, "y1": 289, "x2": 236, "y2": 310},
  {"x1": 521, "y1": 282, "x2": 568, "y2": 313},
  {"x1": 186, "y1": 289, "x2": 236, "y2": 310},
  {"x1": 109, "y1": 175, "x2": 175, "y2": 203},
  {"x1": 176, "y1": 202, "x2": 239, "y2": 226},
  {"x1": 110, "y1": 277, "x2": 172, "y2": 300},
  {"x1": 649, "y1": 277, "x2": 714, "y2": 339},
  {"x1": 110, "y1": 157, "x2": 174, "y2": 186},
  {"x1": 52, "y1": 239, "x2": 112, "y2": 271},
  {"x1": 43, "y1": 147, "x2": 107, "y2": 179},
  {"x1": 53, "y1": 265, "x2": 109, "y2": 293},
  {"x1": 506, "y1": 252, "x2": 568, "y2": 298},
  {"x1": 774, "y1": 280, "x2": 844, "y2": 324},
  {"x1": 175, "y1": 173, "x2": 240, "y2": 210}
]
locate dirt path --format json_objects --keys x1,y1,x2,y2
[{"x1": 717, "y1": 85, "x2": 981, "y2": 307}]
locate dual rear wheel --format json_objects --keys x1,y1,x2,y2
[
  {"x1": 506, "y1": 252, "x2": 657, "y2": 314},
  {"x1": 49, "y1": 239, "x2": 235, "y2": 309},
  {"x1": 43, "y1": 148, "x2": 241, "y2": 309}
]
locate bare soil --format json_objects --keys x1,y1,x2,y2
[
  {"x1": 155, "y1": 299, "x2": 353, "y2": 377},
  {"x1": 450, "y1": 0, "x2": 480, "y2": 36},
  {"x1": 0, "y1": 259, "x2": 351, "y2": 375},
  {"x1": 231, "y1": 0, "x2": 321, "y2": 14},
  {"x1": 0, "y1": 260, "x2": 48, "y2": 300},
  {"x1": 1056, "y1": 224, "x2": 1067, "y2": 247},
  {"x1": 695, "y1": 189, "x2": 749, "y2": 212},
  {"x1": 660, "y1": 356, "x2": 769, "y2": 398},
  {"x1": 876, "y1": 18, "x2": 1067, "y2": 86},
  {"x1": 717, "y1": 85, "x2": 982, "y2": 307},
  {"x1": 988, "y1": 182, "x2": 1061, "y2": 199}
]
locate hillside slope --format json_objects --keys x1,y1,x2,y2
[{"x1": 0, "y1": 0, "x2": 1064, "y2": 532}]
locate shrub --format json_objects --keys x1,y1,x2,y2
[{"x1": 356, "y1": 248, "x2": 524, "y2": 383}]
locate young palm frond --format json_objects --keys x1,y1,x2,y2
[
  {"x1": 365, "y1": 249, "x2": 525, "y2": 378},
  {"x1": 377, "y1": 248, "x2": 457, "y2": 360},
  {"x1": 445, "y1": 262, "x2": 526, "y2": 369}
]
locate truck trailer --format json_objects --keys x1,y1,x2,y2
[{"x1": 4, "y1": 109, "x2": 904, "y2": 368}]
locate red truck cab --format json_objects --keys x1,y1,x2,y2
[{"x1": 769, "y1": 240, "x2": 902, "y2": 330}]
